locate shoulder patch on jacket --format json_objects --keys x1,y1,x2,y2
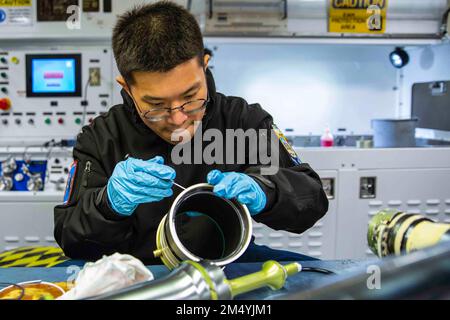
[
  {"x1": 63, "y1": 160, "x2": 78, "y2": 205},
  {"x1": 272, "y1": 124, "x2": 302, "y2": 165}
]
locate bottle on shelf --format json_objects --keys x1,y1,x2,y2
[{"x1": 320, "y1": 127, "x2": 334, "y2": 147}]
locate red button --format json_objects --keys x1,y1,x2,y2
[
  {"x1": 58, "y1": 118, "x2": 64, "y2": 124},
  {"x1": 0, "y1": 98, "x2": 11, "y2": 111}
]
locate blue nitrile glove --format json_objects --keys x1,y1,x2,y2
[
  {"x1": 107, "y1": 156, "x2": 176, "y2": 216},
  {"x1": 207, "y1": 170, "x2": 266, "y2": 215}
]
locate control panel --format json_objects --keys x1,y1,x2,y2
[
  {"x1": 0, "y1": 48, "x2": 113, "y2": 141},
  {"x1": 0, "y1": 147, "x2": 73, "y2": 193},
  {"x1": 0, "y1": 158, "x2": 47, "y2": 192}
]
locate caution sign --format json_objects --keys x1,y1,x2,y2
[
  {"x1": 0, "y1": 0, "x2": 31, "y2": 5},
  {"x1": 328, "y1": 0, "x2": 388, "y2": 34},
  {"x1": 0, "y1": 0, "x2": 32, "y2": 27}
]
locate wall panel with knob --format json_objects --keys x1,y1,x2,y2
[
  {"x1": 0, "y1": 146, "x2": 72, "y2": 250},
  {"x1": 0, "y1": 48, "x2": 113, "y2": 144}
]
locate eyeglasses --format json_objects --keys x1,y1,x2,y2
[
  {"x1": 140, "y1": 96, "x2": 209, "y2": 122},
  {"x1": 126, "y1": 81, "x2": 210, "y2": 123}
]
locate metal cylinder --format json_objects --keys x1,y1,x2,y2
[
  {"x1": 91, "y1": 259, "x2": 301, "y2": 300},
  {"x1": 283, "y1": 240, "x2": 450, "y2": 300},
  {"x1": 90, "y1": 260, "x2": 232, "y2": 300},
  {"x1": 367, "y1": 209, "x2": 450, "y2": 257},
  {"x1": 154, "y1": 183, "x2": 253, "y2": 269}
]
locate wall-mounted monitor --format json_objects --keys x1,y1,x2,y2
[{"x1": 26, "y1": 54, "x2": 82, "y2": 97}]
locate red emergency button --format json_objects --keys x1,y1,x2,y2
[
  {"x1": 0, "y1": 98, "x2": 11, "y2": 111},
  {"x1": 58, "y1": 118, "x2": 64, "y2": 125}
]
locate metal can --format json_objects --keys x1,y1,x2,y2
[{"x1": 154, "y1": 183, "x2": 253, "y2": 269}]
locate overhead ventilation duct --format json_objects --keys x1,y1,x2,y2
[
  {"x1": 189, "y1": 0, "x2": 289, "y2": 35},
  {"x1": 189, "y1": 0, "x2": 449, "y2": 41}
]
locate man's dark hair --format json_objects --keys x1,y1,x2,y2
[{"x1": 112, "y1": 1, "x2": 204, "y2": 85}]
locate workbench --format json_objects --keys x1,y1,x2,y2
[{"x1": 0, "y1": 259, "x2": 376, "y2": 300}]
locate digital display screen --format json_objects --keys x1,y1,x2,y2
[{"x1": 26, "y1": 54, "x2": 82, "y2": 97}]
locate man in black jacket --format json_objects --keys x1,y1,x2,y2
[{"x1": 54, "y1": 1, "x2": 328, "y2": 265}]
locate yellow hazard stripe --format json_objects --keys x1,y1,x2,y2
[
  {"x1": 0, "y1": 247, "x2": 62, "y2": 262},
  {"x1": 0, "y1": 246, "x2": 35, "y2": 258},
  {"x1": 25, "y1": 257, "x2": 68, "y2": 268},
  {"x1": 0, "y1": 246, "x2": 68, "y2": 268}
]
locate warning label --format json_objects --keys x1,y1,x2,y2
[
  {"x1": 328, "y1": 0, "x2": 388, "y2": 34},
  {"x1": 0, "y1": 0, "x2": 32, "y2": 27}
]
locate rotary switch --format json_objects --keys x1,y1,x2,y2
[
  {"x1": 1, "y1": 157, "x2": 17, "y2": 175},
  {"x1": 22, "y1": 164, "x2": 43, "y2": 192},
  {"x1": 0, "y1": 176, "x2": 13, "y2": 191}
]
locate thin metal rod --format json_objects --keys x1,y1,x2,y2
[{"x1": 173, "y1": 182, "x2": 186, "y2": 190}]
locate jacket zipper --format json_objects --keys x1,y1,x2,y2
[{"x1": 82, "y1": 160, "x2": 91, "y2": 187}]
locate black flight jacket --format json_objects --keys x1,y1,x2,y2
[{"x1": 54, "y1": 69, "x2": 329, "y2": 264}]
